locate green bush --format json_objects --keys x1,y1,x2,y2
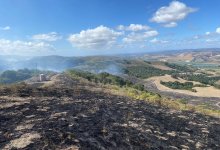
[
  {"x1": 132, "y1": 84, "x2": 145, "y2": 91},
  {"x1": 165, "y1": 63, "x2": 195, "y2": 72},
  {"x1": 67, "y1": 70, "x2": 146, "y2": 90},
  {"x1": 160, "y1": 81, "x2": 198, "y2": 92},
  {"x1": 124, "y1": 66, "x2": 174, "y2": 79},
  {"x1": 172, "y1": 73, "x2": 220, "y2": 86}
]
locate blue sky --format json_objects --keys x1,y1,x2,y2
[{"x1": 0, "y1": 0, "x2": 220, "y2": 56}]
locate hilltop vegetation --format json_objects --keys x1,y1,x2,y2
[
  {"x1": 0, "y1": 59, "x2": 199, "y2": 86},
  {"x1": 165, "y1": 62, "x2": 196, "y2": 72},
  {"x1": 67, "y1": 70, "x2": 145, "y2": 91},
  {"x1": 123, "y1": 62, "x2": 195, "y2": 79},
  {"x1": 172, "y1": 73, "x2": 220, "y2": 89},
  {"x1": 124, "y1": 65, "x2": 173, "y2": 79},
  {"x1": 161, "y1": 81, "x2": 195, "y2": 91}
]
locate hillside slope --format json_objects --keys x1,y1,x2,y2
[{"x1": 0, "y1": 75, "x2": 220, "y2": 149}]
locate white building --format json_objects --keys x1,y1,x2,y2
[{"x1": 39, "y1": 74, "x2": 46, "y2": 82}]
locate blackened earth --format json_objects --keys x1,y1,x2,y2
[{"x1": 0, "y1": 80, "x2": 220, "y2": 149}]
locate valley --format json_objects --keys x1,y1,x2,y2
[
  {"x1": 1, "y1": 50, "x2": 220, "y2": 110},
  {"x1": 1, "y1": 0, "x2": 220, "y2": 149}
]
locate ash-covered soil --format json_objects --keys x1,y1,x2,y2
[{"x1": 0, "y1": 76, "x2": 220, "y2": 149}]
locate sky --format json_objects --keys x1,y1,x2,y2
[{"x1": 0, "y1": 0, "x2": 220, "y2": 56}]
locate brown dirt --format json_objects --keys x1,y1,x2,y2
[{"x1": 147, "y1": 75, "x2": 220, "y2": 98}]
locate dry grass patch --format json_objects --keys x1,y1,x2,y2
[
  {"x1": 3, "y1": 132, "x2": 41, "y2": 149},
  {"x1": 101, "y1": 84, "x2": 220, "y2": 117}
]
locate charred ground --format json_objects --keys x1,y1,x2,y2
[{"x1": 0, "y1": 74, "x2": 220, "y2": 149}]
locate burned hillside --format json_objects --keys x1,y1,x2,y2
[{"x1": 0, "y1": 74, "x2": 220, "y2": 149}]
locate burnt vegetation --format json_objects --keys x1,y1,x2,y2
[{"x1": 0, "y1": 79, "x2": 220, "y2": 149}]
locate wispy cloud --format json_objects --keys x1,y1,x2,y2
[
  {"x1": 123, "y1": 30, "x2": 158, "y2": 43},
  {"x1": 193, "y1": 27, "x2": 220, "y2": 41},
  {"x1": 150, "y1": 38, "x2": 169, "y2": 44},
  {"x1": 163, "y1": 22, "x2": 177, "y2": 28},
  {"x1": 117, "y1": 24, "x2": 150, "y2": 31},
  {"x1": 0, "y1": 26, "x2": 10, "y2": 31},
  {"x1": 32, "y1": 32, "x2": 62, "y2": 41}
]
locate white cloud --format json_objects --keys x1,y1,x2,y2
[
  {"x1": 163, "y1": 22, "x2": 177, "y2": 28},
  {"x1": 117, "y1": 24, "x2": 150, "y2": 31},
  {"x1": 68, "y1": 25, "x2": 122, "y2": 49},
  {"x1": 0, "y1": 26, "x2": 10, "y2": 31},
  {"x1": 206, "y1": 39, "x2": 218, "y2": 42},
  {"x1": 150, "y1": 1, "x2": 197, "y2": 27},
  {"x1": 150, "y1": 38, "x2": 159, "y2": 43},
  {"x1": 0, "y1": 39, "x2": 54, "y2": 55},
  {"x1": 192, "y1": 29, "x2": 220, "y2": 41},
  {"x1": 32, "y1": 32, "x2": 62, "y2": 41},
  {"x1": 117, "y1": 25, "x2": 125, "y2": 31},
  {"x1": 216, "y1": 27, "x2": 220, "y2": 34},
  {"x1": 123, "y1": 30, "x2": 158, "y2": 43},
  {"x1": 205, "y1": 32, "x2": 211, "y2": 35},
  {"x1": 150, "y1": 38, "x2": 168, "y2": 44}
]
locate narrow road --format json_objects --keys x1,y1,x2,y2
[{"x1": 143, "y1": 80, "x2": 220, "y2": 110}]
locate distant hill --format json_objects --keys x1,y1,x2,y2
[
  {"x1": 136, "y1": 48, "x2": 220, "y2": 64},
  {"x1": 0, "y1": 48, "x2": 220, "y2": 72}
]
